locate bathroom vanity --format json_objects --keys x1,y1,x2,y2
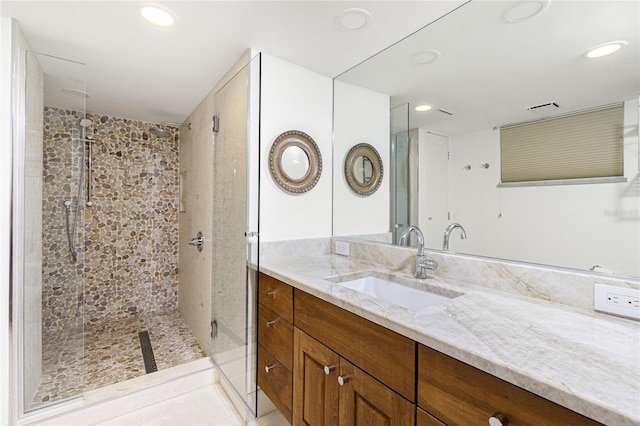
[{"x1": 257, "y1": 242, "x2": 640, "y2": 426}]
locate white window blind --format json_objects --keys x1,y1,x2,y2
[{"x1": 500, "y1": 104, "x2": 624, "y2": 183}]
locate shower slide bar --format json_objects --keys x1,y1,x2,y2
[
  {"x1": 65, "y1": 118, "x2": 94, "y2": 262},
  {"x1": 86, "y1": 135, "x2": 95, "y2": 207}
]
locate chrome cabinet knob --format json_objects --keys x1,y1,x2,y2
[
  {"x1": 337, "y1": 375, "x2": 350, "y2": 386},
  {"x1": 489, "y1": 413, "x2": 508, "y2": 426},
  {"x1": 265, "y1": 364, "x2": 276, "y2": 373},
  {"x1": 265, "y1": 319, "x2": 277, "y2": 327},
  {"x1": 323, "y1": 365, "x2": 335, "y2": 375}
]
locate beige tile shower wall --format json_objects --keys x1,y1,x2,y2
[
  {"x1": 24, "y1": 48, "x2": 44, "y2": 408},
  {"x1": 178, "y1": 50, "x2": 254, "y2": 356},
  {"x1": 42, "y1": 108, "x2": 179, "y2": 327},
  {"x1": 178, "y1": 91, "x2": 214, "y2": 356}
]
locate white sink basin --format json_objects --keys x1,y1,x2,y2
[{"x1": 334, "y1": 275, "x2": 457, "y2": 311}]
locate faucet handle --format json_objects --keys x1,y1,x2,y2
[{"x1": 418, "y1": 256, "x2": 438, "y2": 271}]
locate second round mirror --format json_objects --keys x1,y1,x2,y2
[{"x1": 344, "y1": 143, "x2": 383, "y2": 196}]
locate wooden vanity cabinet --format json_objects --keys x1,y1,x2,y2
[
  {"x1": 257, "y1": 273, "x2": 601, "y2": 426},
  {"x1": 294, "y1": 327, "x2": 414, "y2": 426},
  {"x1": 417, "y1": 345, "x2": 601, "y2": 426},
  {"x1": 257, "y1": 273, "x2": 293, "y2": 423}
]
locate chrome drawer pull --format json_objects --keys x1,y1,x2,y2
[
  {"x1": 266, "y1": 319, "x2": 277, "y2": 327},
  {"x1": 265, "y1": 291, "x2": 274, "y2": 298},
  {"x1": 337, "y1": 375, "x2": 350, "y2": 386},
  {"x1": 265, "y1": 364, "x2": 276, "y2": 373},
  {"x1": 489, "y1": 413, "x2": 508, "y2": 426},
  {"x1": 323, "y1": 365, "x2": 335, "y2": 375}
]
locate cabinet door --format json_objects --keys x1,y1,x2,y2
[
  {"x1": 338, "y1": 358, "x2": 415, "y2": 426},
  {"x1": 294, "y1": 328, "x2": 340, "y2": 426},
  {"x1": 416, "y1": 408, "x2": 446, "y2": 426}
]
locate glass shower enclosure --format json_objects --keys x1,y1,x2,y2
[
  {"x1": 210, "y1": 53, "x2": 261, "y2": 419},
  {"x1": 390, "y1": 103, "x2": 410, "y2": 244},
  {"x1": 15, "y1": 50, "x2": 87, "y2": 414}
]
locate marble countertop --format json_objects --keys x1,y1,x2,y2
[{"x1": 259, "y1": 253, "x2": 640, "y2": 426}]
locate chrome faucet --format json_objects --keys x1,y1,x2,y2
[
  {"x1": 399, "y1": 226, "x2": 438, "y2": 279},
  {"x1": 443, "y1": 223, "x2": 467, "y2": 251}
]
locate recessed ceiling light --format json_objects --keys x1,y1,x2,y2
[
  {"x1": 61, "y1": 88, "x2": 91, "y2": 98},
  {"x1": 409, "y1": 50, "x2": 441, "y2": 65},
  {"x1": 502, "y1": 0, "x2": 550, "y2": 24},
  {"x1": 585, "y1": 41, "x2": 627, "y2": 58},
  {"x1": 140, "y1": 4, "x2": 177, "y2": 27},
  {"x1": 335, "y1": 8, "x2": 372, "y2": 31},
  {"x1": 414, "y1": 104, "x2": 433, "y2": 112}
]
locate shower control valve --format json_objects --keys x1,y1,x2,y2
[{"x1": 188, "y1": 231, "x2": 204, "y2": 251}]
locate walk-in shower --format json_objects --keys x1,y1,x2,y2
[{"x1": 15, "y1": 49, "x2": 205, "y2": 417}]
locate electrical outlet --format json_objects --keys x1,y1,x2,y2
[
  {"x1": 335, "y1": 241, "x2": 350, "y2": 256},
  {"x1": 594, "y1": 284, "x2": 640, "y2": 320}
]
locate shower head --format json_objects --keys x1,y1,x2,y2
[
  {"x1": 80, "y1": 118, "x2": 93, "y2": 127},
  {"x1": 159, "y1": 121, "x2": 191, "y2": 130},
  {"x1": 149, "y1": 121, "x2": 191, "y2": 138},
  {"x1": 149, "y1": 126, "x2": 172, "y2": 138}
]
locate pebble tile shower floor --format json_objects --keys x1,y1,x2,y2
[{"x1": 31, "y1": 310, "x2": 205, "y2": 409}]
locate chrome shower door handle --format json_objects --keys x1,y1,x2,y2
[{"x1": 189, "y1": 231, "x2": 204, "y2": 252}]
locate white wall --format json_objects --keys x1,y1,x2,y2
[
  {"x1": 333, "y1": 81, "x2": 390, "y2": 237},
  {"x1": 1, "y1": 16, "x2": 14, "y2": 426},
  {"x1": 446, "y1": 99, "x2": 640, "y2": 276},
  {"x1": 259, "y1": 54, "x2": 333, "y2": 242}
]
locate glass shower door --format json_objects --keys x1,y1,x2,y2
[
  {"x1": 18, "y1": 50, "x2": 86, "y2": 412},
  {"x1": 211, "y1": 54, "x2": 260, "y2": 418}
]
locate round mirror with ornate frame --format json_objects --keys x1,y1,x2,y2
[
  {"x1": 344, "y1": 143, "x2": 383, "y2": 196},
  {"x1": 269, "y1": 130, "x2": 322, "y2": 194}
]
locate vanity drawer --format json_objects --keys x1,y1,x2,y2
[
  {"x1": 294, "y1": 289, "x2": 415, "y2": 402},
  {"x1": 258, "y1": 273, "x2": 293, "y2": 323},
  {"x1": 417, "y1": 345, "x2": 601, "y2": 426},
  {"x1": 258, "y1": 304, "x2": 293, "y2": 372},
  {"x1": 258, "y1": 344, "x2": 292, "y2": 424}
]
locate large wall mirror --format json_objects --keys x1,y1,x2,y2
[{"x1": 333, "y1": 0, "x2": 639, "y2": 278}]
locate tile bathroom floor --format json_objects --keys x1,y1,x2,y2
[
  {"x1": 31, "y1": 310, "x2": 205, "y2": 410},
  {"x1": 94, "y1": 384, "x2": 289, "y2": 426}
]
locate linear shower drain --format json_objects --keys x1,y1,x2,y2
[{"x1": 138, "y1": 330, "x2": 158, "y2": 373}]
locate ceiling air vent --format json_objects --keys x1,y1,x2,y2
[{"x1": 526, "y1": 102, "x2": 559, "y2": 113}]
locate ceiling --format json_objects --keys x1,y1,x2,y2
[
  {"x1": 1, "y1": 0, "x2": 466, "y2": 125},
  {"x1": 338, "y1": 0, "x2": 639, "y2": 136}
]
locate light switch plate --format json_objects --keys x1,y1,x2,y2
[{"x1": 594, "y1": 284, "x2": 640, "y2": 320}]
